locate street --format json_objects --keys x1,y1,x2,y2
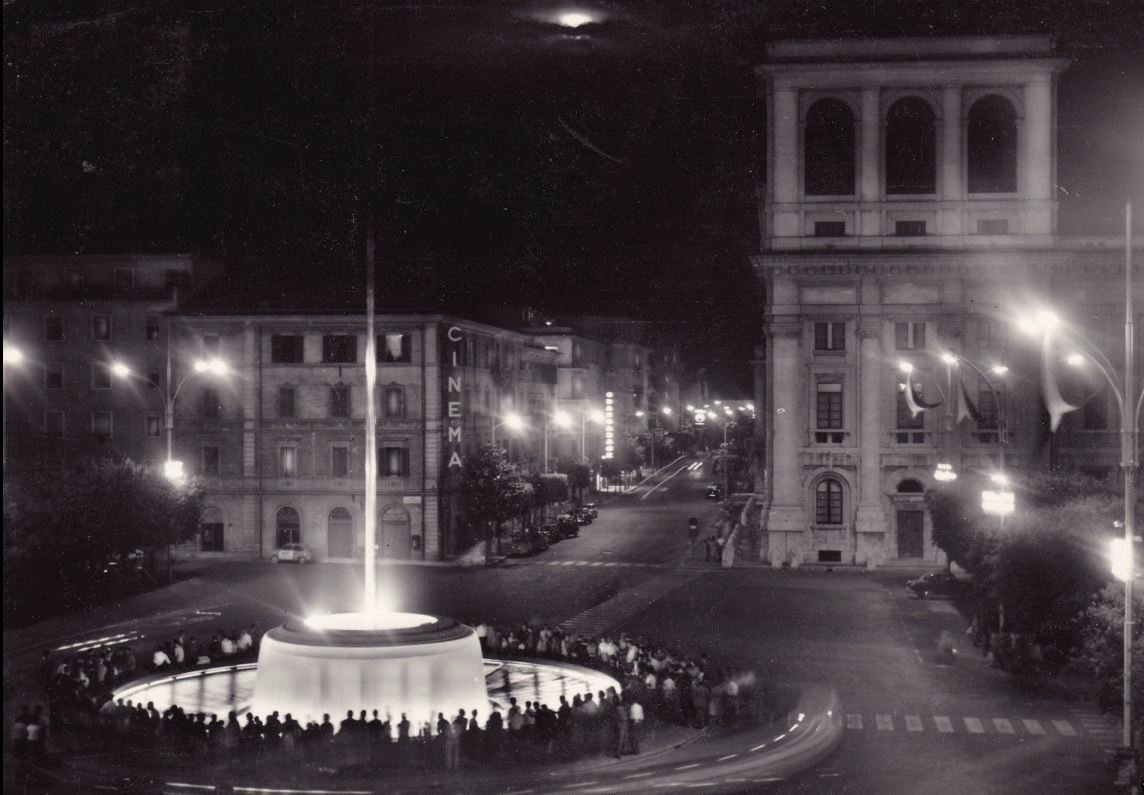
[{"x1": 3, "y1": 457, "x2": 1117, "y2": 793}]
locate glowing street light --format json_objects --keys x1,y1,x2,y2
[
  {"x1": 557, "y1": 11, "x2": 595, "y2": 28},
  {"x1": 491, "y1": 411, "x2": 524, "y2": 447},
  {"x1": 981, "y1": 473, "x2": 1015, "y2": 517},
  {"x1": 1111, "y1": 536, "x2": 1134, "y2": 583},
  {"x1": 934, "y1": 462, "x2": 958, "y2": 482},
  {"x1": 3, "y1": 341, "x2": 25, "y2": 468}
]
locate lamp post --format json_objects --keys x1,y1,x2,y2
[
  {"x1": 577, "y1": 407, "x2": 605, "y2": 463},
  {"x1": 899, "y1": 361, "x2": 954, "y2": 479},
  {"x1": 492, "y1": 411, "x2": 524, "y2": 449},
  {"x1": 545, "y1": 410, "x2": 572, "y2": 473},
  {"x1": 1017, "y1": 204, "x2": 1138, "y2": 754},
  {"x1": 3, "y1": 342, "x2": 24, "y2": 469}
]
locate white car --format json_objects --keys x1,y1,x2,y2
[{"x1": 271, "y1": 543, "x2": 312, "y2": 564}]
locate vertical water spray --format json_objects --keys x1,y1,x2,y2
[{"x1": 364, "y1": 227, "x2": 378, "y2": 622}]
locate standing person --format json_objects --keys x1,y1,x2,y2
[
  {"x1": 397, "y1": 713, "x2": 411, "y2": 744},
  {"x1": 627, "y1": 698, "x2": 644, "y2": 754},
  {"x1": 444, "y1": 711, "x2": 463, "y2": 770},
  {"x1": 613, "y1": 696, "x2": 629, "y2": 758}
]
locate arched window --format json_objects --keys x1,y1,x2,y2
[
  {"x1": 815, "y1": 478, "x2": 844, "y2": 525},
  {"x1": 383, "y1": 386, "x2": 405, "y2": 419},
  {"x1": 330, "y1": 382, "x2": 351, "y2": 418},
  {"x1": 276, "y1": 506, "x2": 300, "y2": 548},
  {"x1": 201, "y1": 506, "x2": 224, "y2": 551},
  {"x1": 277, "y1": 384, "x2": 296, "y2": 418},
  {"x1": 885, "y1": 97, "x2": 936, "y2": 194},
  {"x1": 967, "y1": 95, "x2": 1018, "y2": 193},
  {"x1": 897, "y1": 479, "x2": 925, "y2": 494},
  {"x1": 805, "y1": 99, "x2": 856, "y2": 196}
]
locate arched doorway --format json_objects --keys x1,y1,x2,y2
[
  {"x1": 328, "y1": 507, "x2": 354, "y2": 558},
  {"x1": 380, "y1": 506, "x2": 411, "y2": 560},
  {"x1": 276, "y1": 506, "x2": 300, "y2": 548},
  {"x1": 895, "y1": 480, "x2": 926, "y2": 558}
]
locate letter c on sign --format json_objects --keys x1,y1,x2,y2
[{"x1": 447, "y1": 326, "x2": 462, "y2": 342}]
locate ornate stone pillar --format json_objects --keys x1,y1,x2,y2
[
  {"x1": 854, "y1": 317, "x2": 886, "y2": 561},
  {"x1": 765, "y1": 317, "x2": 807, "y2": 565}
]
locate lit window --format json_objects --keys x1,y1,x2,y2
[
  {"x1": 279, "y1": 446, "x2": 298, "y2": 477},
  {"x1": 383, "y1": 386, "x2": 405, "y2": 419}
]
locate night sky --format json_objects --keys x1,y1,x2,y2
[{"x1": 4, "y1": 1, "x2": 1143, "y2": 393}]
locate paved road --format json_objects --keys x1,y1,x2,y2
[{"x1": 4, "y1": 455, "x2": 1118, "y2": 792}]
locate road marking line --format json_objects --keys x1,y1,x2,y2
[
  {"x1": 564, "y1": 783, "x2": 598, "y2": 789},
  {"x1": 905, "y1": 715, "x2": 923, "y2": 732},
  {"x1": 749, "y1": 742, "x2": 769, "y2": 751},
  {"x1": 604, "y1": 562, "x2": 619, "y2": 567},
  {"x1": 1052, "y1": 720, "x2": 1077, "y2": 736},
  {"x1": 590, "y1": 562, "x2": 605, "y2": 567},
  {"x1": 752, "y1": 778, "x2": 784, "y2": 783},
  {"x1": 934, "y1": 716, "x2": 954, "y2": 733},
  {"x1": 622, "y1": 773, "x2": 652, "y2": 780},
  {"x1": 876, "y1": 714, "x2": 893, "y2": 730},
  {"x1": 1022, "y1": 719, "x2": 1046, "y2": 735},
  {"x1": 993, "y1": 718, "x2": 1014, "y2": 734},
  {"x1": 717, "y1": 754, "x2": 738, "y2": 761},
  {"x1": 846, "y1": 714, "x2": 863, "y2": 730},
  {"x1": 675, "y1": 763, "x2": 700, "y2": 770},
  {"x1": 684, "y1": 784, "x2": 716, "y2": 788},
  {"x1": 818, "y1": 773, "x2": 841, "y2": 777},
  {"x1": 964, "y1": 717, "x2": 985, "y2": 734}
]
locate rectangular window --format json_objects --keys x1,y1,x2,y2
[
  {"x1": 378, "y1": 333, "x2": 412, "y2": 363},
  {"x1": 975, "y1": 387, "x2": 1000, "y2": 443},
  {"x1": 277, "y1": 385, "x2": 296, "y2": 418},
  {"x1": 200, "y1": 523, "x2": 224, "y2": 552},
  {"x1": 145, "y1": 317, "x2": 161, "y2": 340},
  {"x1": 202, "y1": 445, "x2": 221, "y2": 476},
  {"x1": 815, "y1": 482, "x2": 844, "y2": 525},
  {"x1": 383, "y1": 386, "x2": 405, "y2": 419},
  {"x1": 322, "y1": 334, "x2": 357, "y2": 363},
  {"x1": 114, "y1": 268, "x2": 135, "y2": 291},
  {"x1": 44, "y1": 316, "x2": 64, "y2": 341},
  {"x1": 331, "y1": 445, "x2": 350, "y2": 478},
  {"x1": 278, "y1": 445, "x2": 298, "y2": 477},
  {"x1": 44, "y1": 363, "x2": 64, "y2": 390},
  {"x1": 202, "y1": 335, "x2": 221, "y2": 356},
  {"x1": 1083, "y1": 388, "x2": 1108, "y2": 430},
  {"x1": 815, "y1": 383, "x2": 843, "y2": 443},
  {"x1": 330, "y1": 384, "x2": 351, "y2": 417},
  {"x1": 895, "y1": 220, "x2": 927, "y2": 237},
  {"x1": 813, "y1": 322, "x2": 846, "y2": 352},
  {"x1": 93, "y1": 315, "x2": 112, "y2": 341},
  {"x1": 894, "y1": 322, "x2": 926, "y2": 350},
  {"x1": 381, "y1": 446, "x2": 409, "y2": 477},
  {"x1": 146, "y1": 414, "x2": 161, "y2": 437},
  {"x1": 271, "y1": 335, "x2": 305, "y2": 363},
  {"x1": 44, "y1": 411, "x2": 64, "y2": 439},
  {"x1": 92, "y1": 364, "x2": 112, "y2": 390},
  {"x1": 976, "y1": 219, "x2": 1009, "y2": 235},
  {"x1": 814, "y1": 221, "x2": 846, "y2": 237},
  {"x1": 895, "y1": 385, "x2": 926, "y2": 444},
  {"x1": 202, "y1": 388, "x2": 221, "y2": 418},
  {"x1": 92, "y1": 411, "x2": 113, "y2": 438},
  {"x1": 976, "y1": 319, "x2": 1004, "y2": 349}
]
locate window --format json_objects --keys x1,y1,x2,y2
[
  {"x1": 381, "y1": 446, "x2": 409, "y2": 477},
  {"x1": 278, "y1": 445, "x2": 298, "y2": 477},
  {"x1": 113, "y1": 268, "x2": 135, "y2": 291},
  {"x1": 146, "y1": 414, "x2": 161, "y2": 438},
  {"x1": 44, "y1": 363, "x2": 64, "y2": 390},
  {"x1": 277, "y1": 385, "x2": 296, "y2": 418},
  {"x1": 895, "y1": 220, "x2": 927, "y2": 237},
  {"x1": 202, "y1": 335, "x2": 221, "y2": 356},
  {"x1": 814, "y1": 221, "x2": 846, "y2": 237},
  {"x1": 147, "y1": 372, "x2": 161, "y2": 390},
  {"x1": 815, "y1": 479, "x2": 844, "y2": 525},
  {"x1": 383, "y1": 386, "x2": 405, "y2": 419},
  {"x1": 1083, "y1": 387, "x2": 1108, "y2": 430},
  {"x1": 331, "y1": 445, "x2": 350, "y2": 478},
  {"x1": 322, "y1": 335, "x2": 357, "y2": 363},
  {"x1": 813, "y1": 322, "x2": 846, "y2": 352},
  {"x1": 202, "y1": 445, "x2": 221, "y2": 476},
  {"x1": 804, "y1": 98, "x2": 856, "y2": 196},
  {"x1": 271, "y1": 335, "x2": 304, "y2": 363},
  {"x1": 968, "y1": 96, "x2": 1018, "y2": 194},
  {"x1": 330, "y1": 383, "x2": 351, "y2": 417},
  {"x1": 896, "y1": 385, "x2": 926, "y2": 444},
  {"x1": 815, "y1": 383, "x2": 843, "y2": 443},
  {"x1": 92, "y1": 364, "x2": 112, "y2": 390},
  {"x1": 975, "y1": 387, "x2": 1000, "y2": 443},
  {"x1": 894, "y1": 322, "x2": 926, "y2": 350},
  {"x1": 276, "y1": 506, "x2": 300, "y2": 547},
  {"x1": 976, "y1": 219, "x2": 1009, "y2": 235},
  {"x1": 885, "y1": 97, "x2": 936, "y2": 194},
  {"x1": 200, "y1": 522, "x2": 224, "y2": 552},
  {"x1": 44, "y1": 316, "x2": 63, "y2": 341},
  {"x1": 92, "y1": 411, "x2": 113, "y2": 438},
  {"x1": 44, "y1": 411, "x2": 64, "y2": 439},
  {"x1": 975, "y1": 319, "x2": 1004, "y2": 349},
  {"x1": 202, "y1": 388, "x2": 221, "y2": 418},
  {"x1": 145, "y1": 316, "x2": 161, "y2": 340},
  {"x1": 379, "y1": 333, "x2": 412, "y2": 363},
  {"x1": 93, "y1": 315, "x2": 112, "y2": 341}
]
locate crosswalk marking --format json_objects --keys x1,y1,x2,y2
[
  {"x1": 993, "y1": 718, "x2": 1014, "y2": 734},
  {"x1": 876, "y1": 715, "x2": 893, "y2": 731},
  {"x1": 1022, "y1": 719, "x2": 1045, "y2": 735},
  {"x1": 964, "y1": 717, "x2": 985, "y2": 734},
  {"x1": 846, "y1": 714, "x2": 863, "y2": 730},
  {"x1": 934, "y1": 716, "x2": 954, "y2": 733},
  {"x1": 1052, "y1": 720, "x2": 1076, "y2": 737},
  {"x1": 905, "y1": 715, "x2": 922, "y2": 732}
]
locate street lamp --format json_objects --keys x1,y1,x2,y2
[
  {"x1": 899, "y1": 360, "x2": 954, "y2": 480},
  {"x1": 1014, "y1": 204, "x2": 1137, "y2": 754},
  {"x1": 491, "y1": 411, "x2": 524, "y2": 448},
  {"x1": 544, "y1": 410, "x2": 572, "y2": 473},
  {"x1": 3, "y1": 341, "x2": 24, "y2": 468}
]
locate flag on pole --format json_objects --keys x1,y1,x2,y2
[
  {"x1": 958, "y1": 381, "x2": 987, "y2": 425},
  {"x1": 903, "y1": 380, "x2": 942, "y2": 418},
  {"x1": 1041, "y1": 334, "x2": 1079, "y2": 432}
]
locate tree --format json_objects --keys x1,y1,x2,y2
[
  {"x1": 461, "y1": 445, "x2": 524, "y2": 558},
  {"x1": 1075, "y1": 584, "x2": 1144, "y2": 719},
  {"x1": 566, "y1": 464, "x2": 591, "y2": 502}
]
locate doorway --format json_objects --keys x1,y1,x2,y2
[
  {"x1": 897, "y1": 510, "x2": 924, "y2": 558},
  {"x1": 328, "y1": 507, "x2": 353, "y2": 558}
]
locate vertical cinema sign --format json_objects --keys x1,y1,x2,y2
[{"x1": 445, "y1": 325, "x2": 464, "y2": 469}]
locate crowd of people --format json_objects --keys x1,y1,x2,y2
[{"x1": 16, "y1": 619, "x2": 756, "y2": 776}]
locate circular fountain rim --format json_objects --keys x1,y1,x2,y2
[{"x1": 269, "y1": 613, "x2": 473, "y2": 647}]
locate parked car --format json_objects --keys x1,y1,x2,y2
[
  {"x1": 271, "y1": 543, "x2": 313, "y2": 564},
  {"x1": 906, "y1": 570, "x2": 966, "y2": 599},
  {"x1": 580, "y1": 503, "x2": 599, "y2": 519},
  {"x1": 506, "y1": 526, "x2": 548, "y2": 556},
  {"x1": 705, "y1": 483, "x2": 724, "y2": 500},
  {"x1": 539, "y1": 523, "x2": 563, "y2": 545},
  {"x1": 555, "y1": 515, "x2": 581, "y2": 538},
  {"x1": 570, "y1": 507, "x2": 593, "y2": 525}
]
